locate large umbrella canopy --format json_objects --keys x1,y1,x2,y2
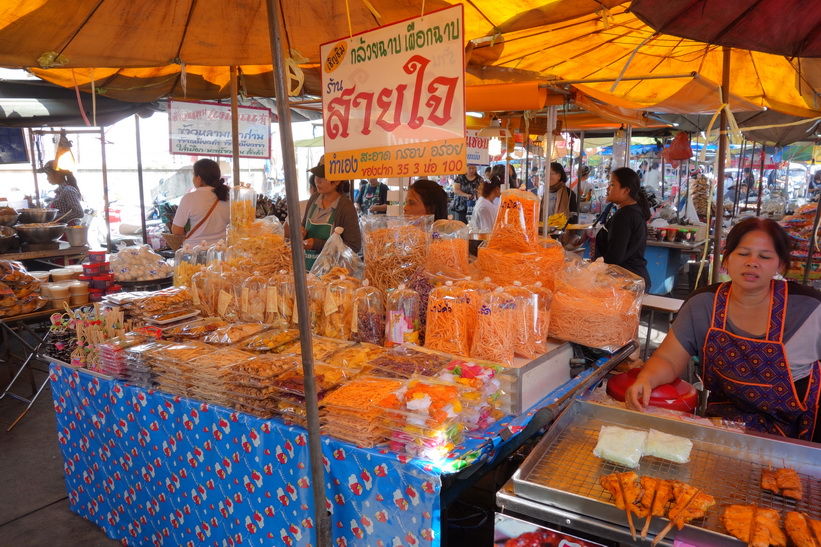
[
  {"x1": 629, "y1": 0, "x2": 821, "y2": 58},
  {"x1": 465, "y1": 3, "x2": 821, "y2": 117}
]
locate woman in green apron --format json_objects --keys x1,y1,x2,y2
[{"x1": 292, "y1": 156, "x2": 361, "y2": 270}]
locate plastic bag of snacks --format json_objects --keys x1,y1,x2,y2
[
  {"x1": 549, "y1": 258, "x2": 644, "y2": 351},
  {"x1": 239, "y1": 272, "x2": 267, "y2": 323},
  {"x1": 0, "y1": 261, "x2": 46, "y2": 317},
  {"x1": 230, "y1": 184, "x2": 257, "y2": 230},
  {"x1": 362, "y1": 215, "x2": 431, "y2": 293},
  {"x1": 502, "y1": 281, "x2": 542, "y2": 359},
  {"x1": 487, "y1": 189, "x2": 541, "y2": 253},
  {"x1": 265, "y1": 269, "x2": 294, "y2": 328},
  {"x1": 310, "y1": 227, "x2": 365, "y2": 280},
  {"x1": 320, "y1": 275, "x2": 356, "y2": 340},
  {"x1": 424, "y1": 281, "x2": 474, "y2": 357},
  {"x1": 526, "y1": 281, "x2": 552, "y2": 354},
  {"x1": 351, "y1": 280, "x2": 384, "y2": 345},
  {"x1": 475, "y1": 236, "x2": 565, "y2": 290},
  {"x1": 111, "y1": 244, "x2": 173, "y2": 282},
  {"x1": 385, "y1": 284, "x2": 421, "y2": 347},
  {"x1": 174, "y1": 244, "x2": 203, "y2": 288},
  {"x1": 470, "y1": 287, "x2": 516, "y2": 365},
  {"x1": 305, "y1": 274, "x2": 326, "y2": 334},
  {"x1": 426, "y1": 219, "x2": 469, "y2": 278}
]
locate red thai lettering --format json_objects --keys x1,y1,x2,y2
[
  {"x1": 375, "y1": 85, "x2": 406, "y2": 133},
  {"x1": 426, "y1": 75, "x2": 458, "y2": 126}
]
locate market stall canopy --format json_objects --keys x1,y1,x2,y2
[
  {"x1": 0, "y1": 78, "x2": 157, "y2": 127},
  {"x1": 629, "y1": 0, "x2": 821, "y2": 58},
  {"x1": 658, "y1": 111, "x2": 821, "y2": 147}
]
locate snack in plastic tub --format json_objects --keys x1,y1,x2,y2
[
  {"x1": 548, "y1": 258, "x2": 644, "y2": 351},
  {"x1": 385, "y1": 284, "x2": 421, "y2": 347},
  {"x1": 469, "y1": 287, "x2": 516, "y2": 366},
  {"x1": 362, "y1": 215, "x2": 431, "y2": 293},
  {"x1": 487, "y1": 189, "x2": 541, "y2": 252},
  {"x1": 426, "y1": 219, "x2": 469, "y2": 278},
  {"x1": 310, "y1": 227, "x2": 365, "y2": 280},
  {"x1": 644, "y1": 429, "x2": 692, "y2": 463},
  {"x1": 593, "y1": 425, "x2": 647, "y2": 468},
  {"x1": 351, "y1": 280, "x2": 384, "y2": 345},
  {"x1": 424, "y1": 281, "x2": 474, "y2": 357},
  {"x1": 320, "y1": 275, "x2": 356, "y2": 340}
]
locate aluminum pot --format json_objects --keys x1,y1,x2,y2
[
  {"x1": 0, "y1": 212, "x2": 19, "y2": 227},
  {"x1": 18, "y1": 208, "x2": 59, "y2": 224},
  {"x1": 14, "y1": 223, "x2": 66, "y2": 244},
  {"x1": 0, "y1": 226, "x2": 16, "y2": 253}
]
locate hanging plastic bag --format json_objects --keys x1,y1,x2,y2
[
  {"x1": 385, "y1": 284, "x2": 421, "y2": 347},
  {"x1": 426, "y1": 219, "x2": 469, "y2": 278},
  {"x1": 487, "y1": 189, "x2": 541, "y2": 253},
  {"x1": 351, "y1": 280, "x2": 385, "y2": 345},
  {"x1": 548, "y1": 258, "x2": 644, "y2": 351},
  {"x1": 362, "y1": 215, "x2": 432, "y2": 293},
  {"x1": 310, "y1": 227, "x2": 365, "y2": 280},
  {"x1": 661, "y1": 132, "x2": 693, "y2": 162}
]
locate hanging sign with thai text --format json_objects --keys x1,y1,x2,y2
[
  {"x1": 465, "y1": 130, "x2": 490, "y2": 165},
  {"x1": 168, "y1": 100, "x2": 271, "y2": 159},
  {"x1": 320, "y1": 5, "x2": 466, "y2": 180}
]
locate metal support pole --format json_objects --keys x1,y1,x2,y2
[
  {"x1": 135, "y1": 116, "x2": 148, "y2": 244},
  {"x1": 100, "y1": 127, "x2": 112, "y2": 251},
  {"x1": 756, "y1": 148, "x2": 766, "y2": 216},
  {"x1": 744, "y1": 141, "x2": 757, "y2": 213},
  {"x1": 230, "y1": 66, "x2": 241, "y2": 187},
  {"x1": 541, "y1": 105, "x2": 557, "y2": 230},
  {"x1": 660, "y1": 141, "x2": 666, "y2": 199},
  {"x1": 803, "y1": 195, "x2": 821, "y2": 285},
  {"x1": 711, "y1": 47, "x2": 732, "y2": 284},
  {"x1": 577, "y1": 131, "x2": 585, "y2": 211},
  {"x1": 28, "y1": 129, "x2": 41, "y2": 207},
  {"x1": 264, "y1": 0, "x2": 329, "y2": 544}
]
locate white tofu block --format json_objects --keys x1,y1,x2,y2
[
  {"x1": 644, "y1": 429, "x2": 693, "y2": 463},
  {"x1": 593, "y1": 425, "x2": 647, "y2": 468}
]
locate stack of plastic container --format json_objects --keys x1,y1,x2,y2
[
  {"x1": 185, "y1": 347, "x2": 255, "y2": 406},
  {"x1": 267, "y1": 362, "x2": 355, "y2": 426},
  {"x1": 320, "y1": 376, "x2": 405, "y2": 447},
  {"x1": 225, "y1": 353, "x2": 301, "y2": 418},
  {"x1": 97, "y1": 333, "x2": 150, "y2": 379},
  {"x1": 145, "y1": 341, "x2": 213, "y2": 396}
]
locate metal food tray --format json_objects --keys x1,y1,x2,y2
[{"x1": 511, "y1": 400, "x2": 821, "y2": 545}]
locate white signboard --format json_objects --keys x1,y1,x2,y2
[
  {"x1": 168, "y1": 100, "x2": 271, "y2": 159},
  {"x1": 466, "y1": 129, "x2": 490, "y2": 165},
  {"x1": 319, "y1": 5, "x2": 466, "y2": 180}
]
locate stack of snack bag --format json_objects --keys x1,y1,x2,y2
[
  {"x1": 474, "y1": 190, "x2": 565, "y2": 289},
  {"x1": 225, "y1": 353, "x2": 301, "y2": 418},
  {"x1": 549, "y1": 258, "x2": 644, "y2": 351},
  {"x1": 145, "y1": 341, "x2": 214, "y2": 396},
  {"x1": 97, "y1": 332, "x2": 151, "y2": 378},
  {"x1": 0, "y1": 261, "x2": 47, "y2": 317},
  {"x1": 185, "y1": 347, "x2": 256, "y2": 406},
  {"x1": 437, "y1": 358, "x2": 504, "y2": 431},
  {"x1": 780, "y1": 203, "x2": 820, "y2": 280},
  {"x1": 264, "y1": 361, "x2": 355, "y2": 426},
  {"x1": 122, "y1": 340, "x2": 170, "y2": 388},
  {"x1": 362, "y1": 215, "x2": 432, "y2": 293},
  {"x1": 320, "y1": 376, "x2": 405, "y2": 447},
  {"x1": 365, "y1": 345, "x2": 451, "y2": 378}
]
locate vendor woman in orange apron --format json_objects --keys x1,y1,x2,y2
[
  {"x1": 287, "y1": 156, "x2": 361, "y2": 270},
  {"x1": 626, "y1": 218, "x2": 821, "y2": 442}
]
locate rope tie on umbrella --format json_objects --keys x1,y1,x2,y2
[
  {"x1": 344, "y1": 0, "x2": 354, "y2": 39},
  {"x1": 286, "y1": 49, "x2": 309, "y2": 96},
  {"x1": 611, "y1": 32, "x2": 658, "y2": 92},
  {"x1": 361, "y1": 0, "x2": 381, "y2": 20},
  {"x1": 596, "y1": 4, "x2": 611, "y2": 30},
  {"x1": 37, "y1": 51, "x2": 69, "y2": 68},
  {"x1": 699, "y1": 102, "x2": 741, "y2": 163},
  {"x1": 90, "y1": 68, "x2": 97, "y2": 126},
  {"x1": 70, "y1": 69, "x2": 92, "y2": 127},
  {"x1": 172, "y1": 58, "x2": 188, "y2": 98}
]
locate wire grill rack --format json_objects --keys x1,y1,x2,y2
[{"x1": 518, "y1": 420, "x2": 820, "y2": 540}]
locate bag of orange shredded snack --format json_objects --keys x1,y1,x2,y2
[
  {"x1": 487, "y1": 189, "x2": 541, "y2": 253},
  {"x1": 426, "y1": 219, "x2": 469, "y2": 278},
  {"x1": 425, "y1": 281, "x2": 473, "y2": 357},
  {"x1": 470, "y1": 287, "x2": 516, "y2": 366}
]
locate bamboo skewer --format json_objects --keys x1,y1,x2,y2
[
  {"x1": 651, "y1": 488, "x2": 701, "y2": 547},
  {"x1": 616, "y1": 473, "x2": 637, "y2": 540},
  {"x1": 641, "y1": 482, "x2": 659, "y2": 539}
]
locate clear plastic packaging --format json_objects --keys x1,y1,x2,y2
[
  {"x1": 487, "y1": 189, "x2": 541, "y2": 253},
  {"x1": 503, "y1": 281, "x2": 541, "y2": 358},
  {"x1": 526, "y1": 281, "x2": 553, "y2": 353},
  {"x1": 351, "y1": 280, "x2": 384, "y2": 345},
  {"x1": 365, "y1": 345, "x2": 451, "y2": 379},
  {"x1": 228, "y1": 353, "x2": 300, "y2": 388},
  {"x1": 276, "y1": 336, "x2": 353, "y2": 360},
  {"x1": 644, "y1": 429, "x2": 692, "y2": 463},
  {"x1": 163, "y1": 318, "x2": 228, "y2": 341},
  {"x1": 305, "y1": 274, "x2": 326, "y2": 334},
  {"x1": 469, "y1": 287, "x2": 516, "y2": 366},
  {"x1": 234, "y1": 328, "x2": 300, "y2": 352},
  {"x1": 202, "y1": 323, "x2": 266, "y2": 345},
  {"x1": 319, "y1": 275, "x2": 356, "y2": 340},
  {"x1": 238, "y1": 272, "x2": 267, "y2": 323},
  {"x1": 549, "y1": 258, "x2": 645, "y2": 351},
  {"x1": 424, "y1": 282, "x2": 474, "y2": 357},
  {"x1": 385, "y1": 284, "x2": 421, "y2": 347},
  {"x1": 230, "y1": 183, "x2": 257, "y2": 231},
  {"x1": 111, "y1": 244, "x2": 173, "y2": 282},
  {"x1": 426, "y1": 219, "x2": 469, "y2": 278},
  {"x1": 475, "y1": 237, "x2": 566, "y2": 290},
  {"x1": 362, "y1": 215, "x2": 432, "y2": 293},
  {"x1": 325, "y1": 343, "x2": 388, "y2": 371},
  {"x1": 310, "y1": 227, "x2": 365, "y2": 280},
  {"x1": 206, "y1": 240, "x2": 227, "y2": 265},
  {"x1": 593, "y1": 425, "x2": 648, "y2": 468}
]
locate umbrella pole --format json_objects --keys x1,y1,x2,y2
[
  {"x1": 134, "y1": 116, "x2": 148, "y2": 245},
  {"x1": 100, "y1": 127, "x2": 112, "y2": 251},
  {"x1": 756, "y1": 147, "x2": 766, "y2": 216},
  {"x1": 746, "y1": 141, "x2": 757, "y2": 212},
  {"x1": 28, "y1": 129, "x2": 41, "y2": 208},
  {"x1": 264, "y1": 1, "x2": 329, "y2": 545},
  {"x1": 711, "y1": 47, "x2": 731, "y2": 284},
  {"x1": 230, "y1": 66, "x2": 241, "y2": 186}
]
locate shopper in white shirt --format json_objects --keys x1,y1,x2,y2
[
  {"x1": 469, "y1": 175, "x2": 502, "y2": 233},
  {"x1": 171, "y1": 158, "x2": 231, "y2": 246},
  {"x1": 644, "y1": 162, "x2": 662, "y2": 194}
]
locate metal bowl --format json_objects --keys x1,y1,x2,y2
[
  {"x1": 0, "y1": 212, "x2": 19, "y2": 226},
  {"x1": 558, "y1": 224, "x2": 591, "y2": 250},
  {"x1": 14, "y1": 223, "x2": 66, "y2": 244},
  {"x1": 18, "y1": 208, "x2": 59, "y2": 224},
  {"x1": 0, "y1": 226, "x2": 16, "y2": 253}
]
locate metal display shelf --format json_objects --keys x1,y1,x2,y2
[{"x1": 498, "y1": 399, "x2": 821, "y2": 546}]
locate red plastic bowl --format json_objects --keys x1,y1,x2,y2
[{"x1": 606, "y1": 368, "x2": 698, "y2": 413}]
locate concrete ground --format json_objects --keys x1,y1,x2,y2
[{"x1": 0, "y1": 262, "x2": 695, "y2": 547}]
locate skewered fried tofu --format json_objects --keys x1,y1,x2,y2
[
  {"x1": 785, "y1": 512, "x2": 821, "y2": 547},
  {"x1": 599, "y1": 472, "x2": 643, "y2": 515},
  {"x1": 723, "y1": 505, "x2": 787, "y2": 547},
  {"x1": 761, "y1": 468, "x2": 803, "y2": 500},
  {"x1": 668, "y1": 481, "x2": 715, "y2": 530},
  {"x1": 639, "y1": 477, "x2": 674, "y2": 517}
]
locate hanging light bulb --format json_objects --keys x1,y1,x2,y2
[{"x1": 488, "y1": 136, "x2": 502, "y2": 156}]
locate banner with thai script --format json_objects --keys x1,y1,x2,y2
[
  {"x1": 168, "y1": 100, "x2": 271, "y2": 159},
  {"x1": 465, "y1": 130, "x2": 489, "y2": 165},
  {"x1": 320, "y1": 5, "x2": 465, "y2": 180}
]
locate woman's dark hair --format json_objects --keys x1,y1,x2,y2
[
  {"x1": 480, "y1": 176, "x2": 503, "y2": 198},
  {"x1": 193, "y1": 158, "x2": 229, "y2": 201},
  {"x1": 56, "y1": 169, "x2": 82, "y2": 199},
  {"x1": 334, "y1": 179, "x2": 351, "y2": 194},
  {"x1": 308, "y1": 174, "x2": 317, "y2": 193},
  {"x1": 611, "y1": 167, "x2": 650, "y2": 220},
  {"x1": 722, "y1": 217, "x2": 791, "y2": 272},
  {"x1": 550, "y1": 162, "x2": 568, "y2": 184},
  {"x1": 409, "y1": 179, "x2": 448, "y2": 220}
]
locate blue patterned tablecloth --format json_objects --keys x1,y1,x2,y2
[{"x1": 49, "y1": 363, "x2": 597, "y2": 546}]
